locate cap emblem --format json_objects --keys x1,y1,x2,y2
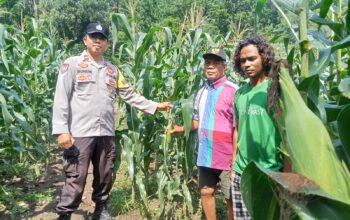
[
  {"x1": 212, "y1": 48, "x2": 220, "y2": 53},
  {"x1": 96, "y1": 25, "x2": 103, "y2": 31}
]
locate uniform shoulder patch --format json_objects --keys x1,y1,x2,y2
[
  {"x1": 59, "y1": 63, "x2": 70, "y2": 74},
  {"x1": 106, "y1": 67, "x2": 115, "y2": 76},
  {"x1": 117, "y1": 71, "x2": 129, "y2": 89}
]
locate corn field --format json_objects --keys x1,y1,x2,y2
[{"x1": 1, "y1": 0, "x2": 350, "y2": 219}]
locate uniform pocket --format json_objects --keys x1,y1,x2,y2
[
  {"x1": 75, "y1": 72, "x2": 95, "y2": 95},
  {"x1": 63, "y1": 146, "x2": 79, "y2": 178}
]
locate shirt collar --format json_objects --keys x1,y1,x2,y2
[
  {"x1": 81, "y1": 51, "x2": 108, "y2": 67},
  {"x1": 207, "y1": 76, "x2": 227, "y2": 89}
]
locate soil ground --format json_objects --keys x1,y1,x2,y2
[
  {"x1": 5, "y1": 154, "x2": 145, "y2": 220},
  {"x1": 1, "y1": 150, "x2": 227, "y2": 220},
  {"x1": 30, "y1": 162, "x2": 101, "y2": 220}
]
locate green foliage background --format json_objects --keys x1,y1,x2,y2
[{"x1": 0, "y1": 0, "x2": 350, "y2": 219}]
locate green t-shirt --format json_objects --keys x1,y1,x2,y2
[{"x1": 233, "y1": 80, "x2": 283, "y2": 175}]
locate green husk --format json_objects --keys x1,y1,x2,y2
[{"x1": 279, "y1": 68, "x2": 350, "y2": 204}]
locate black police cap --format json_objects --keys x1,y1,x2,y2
[{"x1": 84, "y1": 22, "x2": 109, "y2": 38}]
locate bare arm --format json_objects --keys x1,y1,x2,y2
[{"x1": 232, "y1": 118, "x2": 239, "y2": 172}]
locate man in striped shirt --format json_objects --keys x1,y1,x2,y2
[{"x1": 173, "y1": 48, "x2": 238, "y2": 220}]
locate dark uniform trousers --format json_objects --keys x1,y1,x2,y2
[{"x1": 56, "y1": 136, "x2": 116, "y2": 214}]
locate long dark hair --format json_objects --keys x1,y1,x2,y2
[
  {"x1": 233, "y1": 36, "x2": 275, "y2": 77},
  {"x1": 233, "y1": 36, "x2": 285, "y2": 120}
]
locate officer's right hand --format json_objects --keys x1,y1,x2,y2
[
  {"x1": 157, "y1": 102, "x2": 173, "y2": 112},
  {"x1": 57, "y1": 133, "x2": 75, "y2": 149}
]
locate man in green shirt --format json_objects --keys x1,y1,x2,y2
[{"x1": 231, "y1": 36, "x2": 288, "y2": 219}]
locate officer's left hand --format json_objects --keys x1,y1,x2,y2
[{"x1": 157, "y1": 102, "x2": 172, "y2": 112}]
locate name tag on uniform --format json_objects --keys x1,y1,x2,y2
[
  {"x1": 76, "y1": 73, "x2": 95, "y2": 82},
  {"x1": 77, "y1": 69, "x2": 92, "y2": 74}
]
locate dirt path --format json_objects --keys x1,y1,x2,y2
[
  {"x1": 22, "y1": 154, "x2": 144, "y2": 220},
  {"x1": 29, "y1": 161, "x2": 95, "y2": 220}
]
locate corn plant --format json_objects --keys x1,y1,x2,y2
[
  {"x1": 0, "y1": 19, "x2": 64, "y2": 172},
  {"x1": 110, "y1": 12, "x2": 236, "y2": 218}
]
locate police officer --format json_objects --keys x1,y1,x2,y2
[{"x1": 52, "y1": 22, "x2": 171, "y2": 220}]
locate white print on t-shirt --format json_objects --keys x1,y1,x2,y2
[{"x1": 247, "y1": 107, "x2": 264, "y2": 115}]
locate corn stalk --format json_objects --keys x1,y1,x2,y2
[{"x1": 299, "y1": 5, "x2": 309, "y2": 80}]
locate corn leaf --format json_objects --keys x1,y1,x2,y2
[
  {"x1": 27, "y1": 48, "x2": 41, "y2": 58},
  {"x1": 157, "y1": 169, "x2": 167, "y2": 217},
  {"x1": 271, "y1": 0, "x2": 299, "y2": 40},
  {"x1": 339, "y1": 78, "x2": 350, "y2": 99},
  {"x1": 0, "y1": 24, "x2": 6, "y2": 49},
  {"x1": 134, "y1": 27, "x2": 161, "y2": 74},
  {"x1": 241, "y1": 162, "x2": 350, "y2": 219},
  {"x1": 121, "y1": 134, "x2": 135, "y2": 181},
  {"x1": 163, "y1": 27, "x2": 173, "y2": 47},
  {"x1": 131, "y1": 131, "x2": 142, "y2": 165},
  {"x1": 271, "y1": 0, "x2": 307, "y2": 14},
  {"x1": 136, "y1": 173, "x2": 148, "y2": 209},
  {"x1": 297, "y1": 74, "x2": 328, "y2": 121},
  {"x1": 309, "y1": 13, "x2": 343, "y2": 37},
  {"x1": 191, "y1": 29, "x2": 203, "y2": 52},
  {"x1": 241, "y1": 162, "x2": 281, "y2": 219},
  {"x1": 279, "y1": 68, "x2": 350, "y2": 204},
  {"x1": 287, "y1": 47, "x2": 295, "y2": 67},
  {"x1": 347, "y1": 0, "x2": 350, "y2": 34},
  {"x1": 180, "y1": 95, "x2": 194, "y2": 141},
  {"x1": 112, "y1": 13, "x2": 134, "y2": 44},
  {"x1": 331, "y1": 35, "x2": 350, "y2": 52},
  {"x1": 181, "y1": 182, "x2": 193, "y2": 213},
  {"x1": 319, "y1": 0, "x2": 334, "y2": 18},
  {"x1": 298, "y1": 74, "x2": 320, "y2": 106},
  {"x1": 255, "y1": 0, "x2": 268, "y2": 32},
  {"x1": 337, "y1": 104, "x2": 350, "y2": 167},
  {"x1": 203, "y1": 33, "x2": 215, "y2": 47},
  {"x1": 13, "y1": 111, "x2": 31, "y2": 134},
  {"x1": 110, "y1": 13, "x2": 118, "y2": 56},
  {"x1": 23, "y1": 106, "x2": 35, "y2": 122},
  {"x1": 308, "y1": 48, "x2": 331, "y2": 76},
  {"x1": 1, "y1": 49, "x2": 9, "y2": 73},
  {"x1": 255, "y1": 0, "x2": 268, "y2": 17},
  {"x1": 0, "y1": 92, "x2": 13, "y2": 128},
  {"x1": 324, "y1": 102, "x2": 343, "y2": 122}
]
